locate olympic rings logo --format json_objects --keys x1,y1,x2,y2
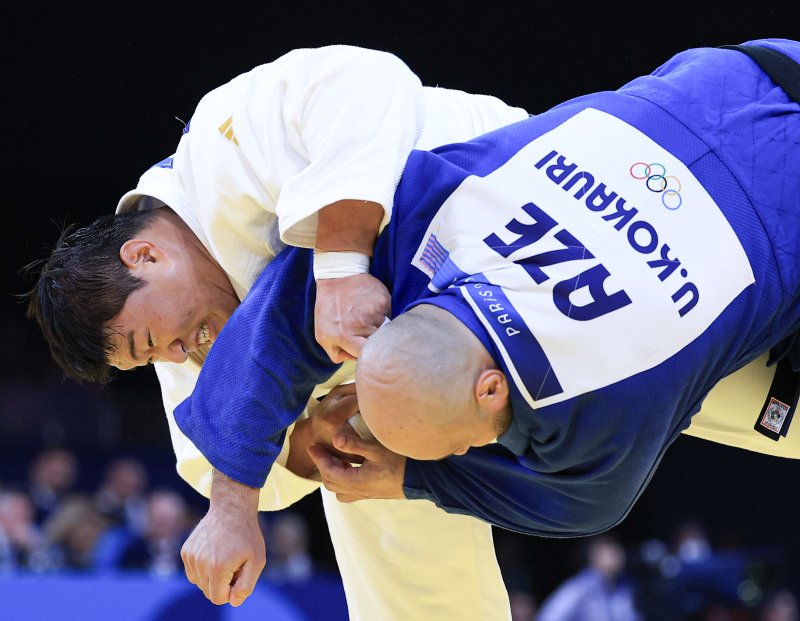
[{"x1": 629, "y1": 162, "x2": 682, "y2": 210}]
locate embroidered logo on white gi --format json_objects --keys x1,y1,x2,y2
[
  {"x1": 218, "y1": 115, "x2": 239, "y2": 145},
  {"x1": 412, "y1": 108, "x2": 755, "y2": 409},
  {"x1": 760, "y1": 398, "x2": 791, "y2": 434}
]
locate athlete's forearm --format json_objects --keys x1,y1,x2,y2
[
  {"x1": 315, "y1": 199, "x2": 384, "y2": 255},
  {"x1": 285, "y1": 418, "x2": 317, "y2": 479},
  {"x1": 403, "y1": 448, "x2": 629, "y2": 537}
]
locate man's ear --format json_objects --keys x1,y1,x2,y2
[
  {"x1": 475, "y1": 369, "x2": 509, "y2": 414},
  {"x1": 119, "y1": 239, "x2": 162, "y2": 269}
]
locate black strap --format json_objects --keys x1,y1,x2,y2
[
  {"x1": 720, "y1": 44, "x2": 800, "y2": 104},
  {"x1": 754, "y1": 356, "x2": 798, "y2": 441}
]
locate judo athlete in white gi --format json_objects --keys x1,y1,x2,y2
[
  {"x1": 27, "y1": 45, "x2": 529, "y2": 618},
  {"x1": 170, "y1": 36, "x2": 800, "y2": 560}
]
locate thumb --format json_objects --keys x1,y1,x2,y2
[
  {"x1": 328, "y1": 345, "x2": 357, "y2": 364},
  {"x1": 307, "y1": 443, "x2": 340, "y2": 471},
  {"x1": 333, "y1": 432, "x2": 384, "y2": 460},
  {"x1": 229, "y1": 562, "x2": 259, "y2": 607},
  {"x1": 337, "y1": 334, "x2": 368, "y2": 359}
]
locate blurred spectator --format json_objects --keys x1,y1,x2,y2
[
  {"x1": 264, "y1": 511, "x2": 314, "y2": 584},
  {"x1": 672, "y1": 517, "x2": 713, "y2": 564},
  {"x1": 119, "y1": 489, "x2": 191, "y2": 578},
  {"x1": 536, "y1": 533, "x2": 643, "y2": 621},
  {"x1": 259, "y1": 510, "x2": 350, "y2": 621},
  {"x1": 0, "y1": 488, "x2": 56, "y2": 573},
  {"x1": 43, "y1": 494, "x2": 109, "y2": 571},
  {"x1": 27, "y1": 447, "x2": 78, "y2": 525},
  {"x1": 758, "y1": 589, "x2": 799, "y2": 621},
  {"x1": 93, "y1": 457, "x2": 149, "y2": 536},
  {"x1": 494, "y1": 528, "x2": 539, "y2": 620},
  {"x1": 630, "y1": 517, "x2": 786, "y2": 620},
  {"x1": 509, "y1": 589, "x2": 537, "y2": 621},
  {"x1": 499, "y1": 550, "x2": 538, "y2": 621}
]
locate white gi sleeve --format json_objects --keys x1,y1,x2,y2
[{"x1": 237, "y1": 45, "x2": 426, "y2": 248}]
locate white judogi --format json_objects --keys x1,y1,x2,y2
[{"x1": 117, "y1": 44, "x2": 527, "y2": 620}]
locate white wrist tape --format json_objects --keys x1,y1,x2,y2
[{"x1": 313, "y1": 250, "x2": 370, "y2": 280}]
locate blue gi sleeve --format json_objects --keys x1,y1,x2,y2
[
  {"x1": 403, "y1": 444, "x2": 646, "y2": 537},
  {"x1": 173, "y1": 247, "x2": 341, "y2": 488}
]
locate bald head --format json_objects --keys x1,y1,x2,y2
[{"x1": 356, "y1": 304, "x2": 512, "y2": 460}]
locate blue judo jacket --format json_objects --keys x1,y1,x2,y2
[{"x1": 176, "y1": 39, "x2": 800, "y2": 536}]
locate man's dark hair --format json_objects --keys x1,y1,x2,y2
[{"x1": 24, "y1": 210, "x2": 159, "y2": 384}]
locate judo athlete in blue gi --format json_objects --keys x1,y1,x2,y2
[{"x1": 176, "y1": 38, "x2": 800, "y2": 537}]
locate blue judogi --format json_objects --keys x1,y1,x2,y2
[{"x1": 175, "y1": 39, "x2": 800, "y2": 536}]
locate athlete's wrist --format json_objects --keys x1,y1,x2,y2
[{"x1": 313, "y1": 250, "x2": 370, "y2": 280}]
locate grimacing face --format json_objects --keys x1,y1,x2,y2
[{"x1": 106, "y1": 249, "x2": 239, "y2": 370}]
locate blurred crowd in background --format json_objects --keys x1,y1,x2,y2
[
  {"x1": 497, "y1": 518, "x2": 797, "y2": 621},
  {"x1": 1, "y1": 442, "x2": 798, "y2": 621},
  {"x1": 0, "y1": 445, "x2": 347, "y2": 620}
]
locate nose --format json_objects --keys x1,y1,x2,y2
[{"x1": 153, "y1": 339, "x2": 188, "y2": 364}]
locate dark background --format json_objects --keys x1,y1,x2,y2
[{"x1": 3, "y1": 1, "x2": 800, "y2": 613}]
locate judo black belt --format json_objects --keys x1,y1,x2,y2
[
  {"x1": 754, "y1": 357, "x2": 798, "y2": 441},
  {"x1": 718, "y1": 44, "x2": 800, "y2": 439},
  {"x1": 720, "y1": 44, "x2": 800, "y2": 104}
]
